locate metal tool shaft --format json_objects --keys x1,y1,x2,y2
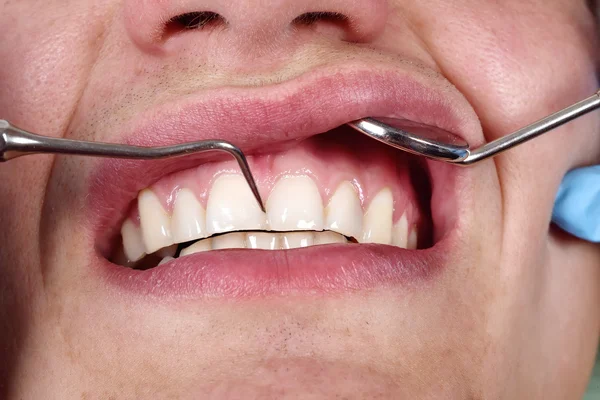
[
  {"x1": 0, "y1": 120, "x2": 265, "y2": 211},
  {"x1": 459, "y1": 90, "x2": 600, "y2": 165}
]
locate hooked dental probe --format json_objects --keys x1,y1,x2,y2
[{"x1": 0, "y1": 120, "x2": 265, "y2": 212}]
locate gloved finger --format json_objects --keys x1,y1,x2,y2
[{"x1": 552, "y1": 165, "x2": 600, "y2": 243}]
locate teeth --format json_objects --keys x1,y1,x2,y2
[
  {"x1": 158, "y1": 256, "x2": 174, "y2": 266},
  {"x1": 408, "y1": 229, "x2": 418, "y2": 250},
  {"x1": 281, "y1": 232, "x2": 314, "y2": 249},
  {"x1": 325, "y1": 182, "x2": 362, "y2": 239},
  {"x1": 138, "y1": 189, "x2": 173, "y2": 253},
  {"x1": 206, "y1": 174, "x2": 267, "y2": 235},
  {"x1": 172, "y1": 189, "x2": 206, "y2": 243},
  {"x1": 180, "y1": 238, "x2": 212, "y2": 256},
  {"x1": 361, "y1": 188, "x2": 393, "y2": 244},
  {"x1": 314, "y1": 231, "x2": 348, "y2": 245},
  {"x1": 246, "y1": 232, "x2": 278, "y2": 250},
  {"x1": 129, "y1": 172, "x2": 423, "y2": 267},
  {"x1": 157, "y1": 244, "x2": 178, "y2": 258},
  {"x1": 120, "y1": 219, "x2": 146, "y2": 262},
  {"x1": 212, "y1": 232, "x2": 247, "y2": 250},
  {"x1": 392, "y1": 213, "x2": 409, "y2": 248},
  {"x1": 267, "y1": 176, "x2": 324, "y2": 231},
  {"x1": 112, "y1": 246, "x2": 132, "y2": 267}
]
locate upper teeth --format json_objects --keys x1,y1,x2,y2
[
  {"x1": 206, "y1": 174, "x2": 268, "y2": 235},
  {"x1": 120, "y1": 174, "x2": 419, "y2": 263}
]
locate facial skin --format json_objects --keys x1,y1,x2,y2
[{"x1": 0, "y1": 0, "x2": 599, "y2": 398}]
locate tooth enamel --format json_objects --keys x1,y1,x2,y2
[
  {"x1": 392, "y1": 213, "x2": 409, "y2": 248},
  {"x1": 408, "y1": 229, "x2": 418, "y2": 250},
  {"x1": 212, "y1": 232, "x2": 247, "y2": 250},
  {"x1": 361, "y1": 188, "x2": 393, "y2": 244},
  {"x1": 157, "y1": 244, "x2": 178, "y2": 258},
  {"x1": 246, "y1": 232, "x2": 278, "y2": 250},
  {"x1": 172, "y1": 189, "x2": 206, "y2": 243},
  {"x1": 121, "y1": 219, "x2": 146, "y2": 262},
  {"x1": 325, "y1": 182, "x2": 362, "y2": 239},
  {"x1": 124, "y1": 174, "x2": 421, "y2": 268},
  {"x1": 112, "y1": 245, "x2": 133, "y2": 267},
  {"x1": 267, "y1": 176, "x2": 324, "y2": 231},
  {"x1": 180, "y1": 238, "x2": 212, "y2": 256},
  {"x1": 138, "y1": 189, "x2": 173, "y2": 253},
  {"x1": 206, "y1": 174, "x2": 267, "y2": 235},
  {"x1": 158, "y1": 256, "x2": 174, "y2": 266},
  {"x1": 313, "y1": 231, "x2": 348, "y2": 245},
  {"x1": 281, "y1": 232, "x2": 314, "y2": 249}
]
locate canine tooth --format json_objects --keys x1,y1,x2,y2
[
  {"x1": 206, "y1": 175, "x2": 267, "y2": 235},
  {"x1": 325, "y1": 182, "x2": 362, "y2": 239},
  {"x1": 314, "y1": 231, "x2": 348, "y2": 245},
  {"x1": 158, "y1": 256, "x2": 174, "y2": 266},
  {"x1": 361, "y1": 188, "x2": 393, "y2": 244},
  {"x1": 267, "y1": 176, "x2": 324, "y2": 231},
  {"x1": 212, "y1": 232, "x2": 247, "y2": 250},
  {"x1": 138, "y1": 189, "x2": 173, "y2": 253},
  {"x1": 281, "y1": 232, "x2": 314, "y2": 249},
  {"x1": 392, "y1": 213, "x2": 409, "y2": 248},
  {"x1": 180, "y1": 238, "x2": 212, "y2": 256},
  {"x1": 246, "y1": 232, "x2": 278, "y2": 250},
  {"x1": 408, "y1": 229, "x2": 418, "y2": 250},
  {"x1": 172, "y1": 189, "x2": 206, "y2": 243},
  {"x1": 121, "y1": 219, "x2": 146, "y2": 262}
]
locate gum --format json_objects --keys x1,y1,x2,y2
[{"x1": 127, "y1": 128, "x2": 425, "y2": 228}]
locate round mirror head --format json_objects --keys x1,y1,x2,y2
[{"x1": 348, "y1": 117, "x2": 470, "y2": 162}]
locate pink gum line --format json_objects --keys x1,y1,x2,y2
[{"x1": 127, "y1": 134, "x2": 423, "y2": 227}]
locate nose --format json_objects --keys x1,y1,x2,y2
[{"x1": 124, "y1": 0, "x2": 388, "y2": 55}]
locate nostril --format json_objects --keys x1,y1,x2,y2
[
  {"x1": 293, "y1": 12, "x2": 348, "y2": 26},
  {"x1": 165, "y1": 11, "x2": 225, "y2": 36},
  {"x1": 292, "y1": 11, "x2": 356, "y2": 41}
]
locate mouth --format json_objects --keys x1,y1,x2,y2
[{"x1": 89, "y1": 63, "x2": 479, "y2": 298}]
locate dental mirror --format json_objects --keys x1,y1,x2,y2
[{"x1": 348, "y1": 89, "x2": 600, "y2": 166}]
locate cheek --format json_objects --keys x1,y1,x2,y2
[
  {"x1": 418, "y1": 0, "x2": 598, "y2": 139},
  {"x1": 0, "y1": 1, "x2": 113, "y2": 266},
  {"x1": 417, "y1": 0, "x2": 600, "y2": 206},
  {"x1": 0, "y1": 1, "x2": 110, "y2": 136}
]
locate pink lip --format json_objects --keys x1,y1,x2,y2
[
  {"x1": 88, "y1": 62, "x2": 478, "y2": 298},
  {"x1": 104, "y1": 244, "x2": 451, "y2": 299}
]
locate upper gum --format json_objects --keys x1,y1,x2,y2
[{"x1": 137, "y1": 134, "x2": 422, "y2": 225}]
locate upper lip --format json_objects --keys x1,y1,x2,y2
[{"x1": 87, "y1": 60, "x2": 480, "y2": 255}]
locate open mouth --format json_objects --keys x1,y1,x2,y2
[
  {"x1": 89, "y1": 66, "x2": 477, "y2": 297},
  {"x1": 112, "y1": 126, "x2": 430, "y2": 270}
]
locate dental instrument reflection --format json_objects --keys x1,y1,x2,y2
[
  {"x1": 0, "y1": 120, "x2": 265, "y2": 212},
  {"x1": 349, "y1": 89, "x2": 600, "y2": 165}
]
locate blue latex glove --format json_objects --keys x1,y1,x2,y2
[{"x1": 552, "y1": 165, "x2": 600, "y2": 243}]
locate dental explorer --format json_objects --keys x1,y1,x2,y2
[{"x1": 0, "y1": 120, "x2": 265, "y2": 212}]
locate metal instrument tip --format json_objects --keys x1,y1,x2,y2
[{"x1": 226, "y1": 145, "x2": 266, "y2": 212}]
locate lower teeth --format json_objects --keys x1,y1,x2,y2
[
  {"x1": 126, "y1": 230, "x2": 350, "y2": 269},
  {"x1": 177, "y1": 230, "x2": 349, "y2": 255}
]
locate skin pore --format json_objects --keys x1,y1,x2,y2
[{"x1": 0, "y1": 0, "x2": 599, "y2": 398}]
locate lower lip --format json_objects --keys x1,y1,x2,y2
[{"x1": 97, "y1": 234, "x2": 455, "y2": 299}]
